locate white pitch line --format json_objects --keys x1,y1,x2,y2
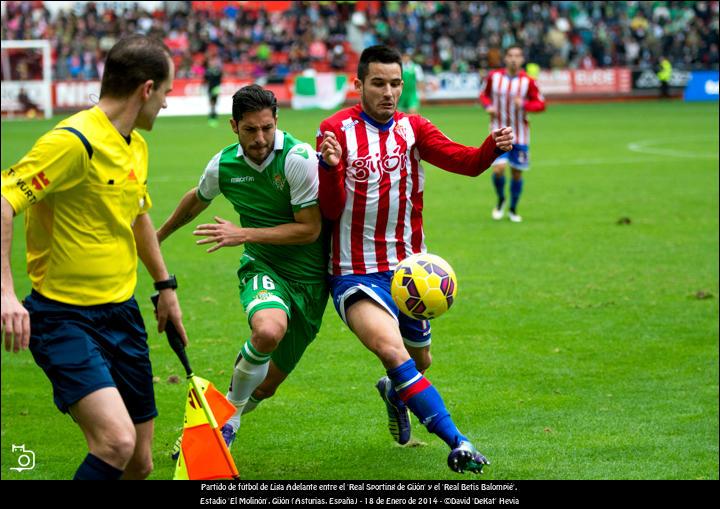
[{"x1": 627, "y1": 137, "x2": 719, "y2": 159}]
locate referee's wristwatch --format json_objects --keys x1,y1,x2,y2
[{"x1": 154, "y1": 274, "x2": 178, "y2": 291}]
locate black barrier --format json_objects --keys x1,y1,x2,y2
[
  {"x1": 196, "y1": 480, "x2": 521, "y2": 505},
  {"x1": 4, "y1": 479, "x2": 715, "y2": 506}
]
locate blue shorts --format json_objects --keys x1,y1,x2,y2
[
  {"x1": 329, "y1": 272, "x2": 431, "y2": 348},
  {"x1": 25, "y1": 291, "x2": 157, "y2": 423},
  {"x1": 492, "y1": 143, "x2": 529, "y2": 170}
]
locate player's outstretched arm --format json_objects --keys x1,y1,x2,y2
[
  {"x1": 414, "y1": 117, "x2": 513, "y2": 176},
  {"x1": 0, "y1": 197, "x2": 30, "y2": 353},
  {"x1": 157, "y1": 187, "x2": 210, "y2": 244},
  {"x1": 134, "y1": 212, "x2": 188, "y2": 346},
  {"x1": 194, "y1": 206, "x2": 321, "y2": 253}
]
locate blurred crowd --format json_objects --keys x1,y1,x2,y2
[
  {"x1": 1, "y1": 1, "x2": 718, "y2": 81},
  {"x1": 363, "y1": 1, "x2": 719, "y2": 72}
]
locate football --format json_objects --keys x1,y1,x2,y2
[{"x1": 391, "y1": 253, "x2": 458, "y2": 320}]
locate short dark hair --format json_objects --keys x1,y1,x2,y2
[
  {"x1": 357, "y1": 45, "x2": 402, "y2": 82},
  {"x1": 100, "y1": 35, "x2": 172, "y2": 99},
  {"x1": 232, "y1": 84, "x2": 278, "y2": 122},
  {"x1": 504, "y1": 45, "x2": 524, "y2": 55}
]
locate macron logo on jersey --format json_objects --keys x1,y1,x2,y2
[{"x1": 230, "y1": 176, "x2": 255, "y2": 183}]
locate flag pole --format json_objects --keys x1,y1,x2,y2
[{"x1": 152, "y1": 294, "x2": 240, "y2": 480}]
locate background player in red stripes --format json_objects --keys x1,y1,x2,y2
[
  {"x1": 480, "y1": 45, "x2": 546, "y2": 223},
  {"x1": 317, "y1": 45, "x2": 513, "y2": 474}
]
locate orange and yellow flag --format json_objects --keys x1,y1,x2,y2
[{"x1": 173, "y1": 375, "x2": 239, "y2": 480}]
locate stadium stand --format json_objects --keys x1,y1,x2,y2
[{"x1": 2, "y1": 1, "x2": 718, "y2": 81}]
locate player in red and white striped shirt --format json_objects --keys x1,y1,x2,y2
[
  {"x1": 480, "y1": 45, "x2": 545, "y2": 223},
  {"x1": 317, "y1": 45, "x2": 513, "y2": 474}
]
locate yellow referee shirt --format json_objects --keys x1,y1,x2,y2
[{"x1": 1, "y1": 106, "x2": 153, "y2": 305}]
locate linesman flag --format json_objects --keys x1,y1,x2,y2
[
  {"x1": 174, "y1": 376, "x2": 239, "y2": 480},
  {"x1": 151, "y1": 294, "x2": 239, "y2": 480}
]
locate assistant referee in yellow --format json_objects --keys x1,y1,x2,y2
[{"x1": 1, "y1": 35, "x2": 188, "y2": 480}]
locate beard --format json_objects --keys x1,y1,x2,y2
[{"x1": 362, "y1": 96, "x2": 395, "y2": 123}]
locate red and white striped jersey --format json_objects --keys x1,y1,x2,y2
[
  {"x1": 317, "y1": 104, "x2": 501, "y2": 276},
  {"x1": 479, "y1": 69, "x2": 545, "y2": 146}
]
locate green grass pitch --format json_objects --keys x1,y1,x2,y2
[{"x1": 1, "y1": 100, "x2": 718, "y2": 479}]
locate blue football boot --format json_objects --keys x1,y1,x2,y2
[
  {"x1": 221, "y1": 423, "x2": 237, "y2": 449},
  {"x1": 376, "y1": 376, "x2": 412, "y2": 445}
]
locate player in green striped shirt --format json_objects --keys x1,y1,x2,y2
[{"x1": 158, "y1": 85, "x2": 328, "y2": 449}]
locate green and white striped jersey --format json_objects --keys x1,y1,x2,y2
[{"x1": 197, "y1": 129, "x2": 325, "y2": 282}]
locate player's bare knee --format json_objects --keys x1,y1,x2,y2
[
  {"x1": 97, "y1": 430, "x2": 136, "y2": 466},
  {"x1": 251, "y1": 322, "x2": 286, "y2": 351},
  {"x1": 373, "y1": 341, "x2": 409, "y2": 368}
]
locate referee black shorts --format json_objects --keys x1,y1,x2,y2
[{"x1": 25, "y1": 290, "x2": 157, "y2": 423}]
